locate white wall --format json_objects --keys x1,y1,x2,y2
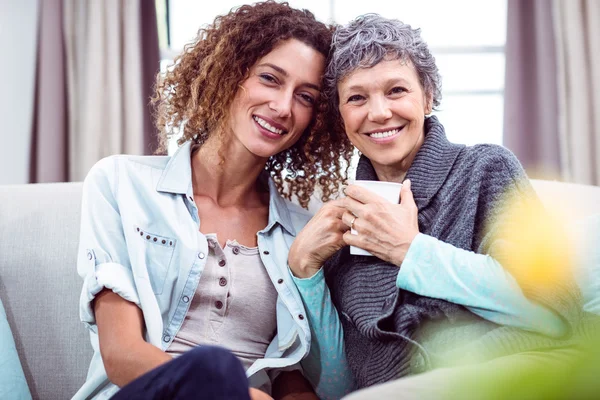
[{"x1": 0, "y1": 0, "x2": 39, "y2": 184}]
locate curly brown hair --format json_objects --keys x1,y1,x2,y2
[{"x1": 153, "y1": 1, "x2": 353, "y2": 208}]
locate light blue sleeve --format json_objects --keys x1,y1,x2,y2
[
  {"x1": 398, "y1": 233, "x2": 567, "y2": 337},
  {"x1": 0, "y1": 299, "x2": 32, "y2": 400},
  {"x1": 291, "y1": 268, "x2": 355, "y2": 400}
]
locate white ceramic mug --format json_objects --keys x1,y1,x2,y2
[{"x1": 349, "y1": 180, "x2": 402, "y2": 256}]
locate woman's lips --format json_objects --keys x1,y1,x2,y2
[{"x1": 364, "y1": 126, "x2": 404, "y2": 143}]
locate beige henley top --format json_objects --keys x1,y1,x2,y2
[{"x1": 166, "y1": 234, "x2": 278, "y2": 370}]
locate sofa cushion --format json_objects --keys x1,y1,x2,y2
[
  {"x1": 530, "y1": 180, "x2": 600, "y2": 315},
  {"x1": 0, "y1": 298, "x2": 31, "y2": 400},
  {"x1": 575, "y1": 214, "x2": 600, "y2": 315},
  {"x1": 0, "y1": 182, "x2": 91, "y2": 399}
]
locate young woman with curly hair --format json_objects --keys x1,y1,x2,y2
[{"x1": 74, "y1": 2, "x2": 352, "y2": 399}]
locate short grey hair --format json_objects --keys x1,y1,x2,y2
[{"x1": 324, "y1": 14, "x2": 442, "y2": 115}]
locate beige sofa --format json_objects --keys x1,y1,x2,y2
[{"x1": 0, "y1": 180, "x2": 599, "y2": 399}]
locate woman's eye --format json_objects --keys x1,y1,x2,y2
[
  {"x1": 390, "y1": 86, "x2": 406, "y2": 95},
  {"x1": 347, "y1": 94, "x2": 364, "y2": 103},
  {"x1": 298, "y1": 93, "x2": 315, "y2": 106},
  {"x1": 259, "y1": 73, "x2": 278, "y2": 84}
]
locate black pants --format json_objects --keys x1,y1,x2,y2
[{"x1": 112, "y1": 346, "x2": 251, "y2": 400}]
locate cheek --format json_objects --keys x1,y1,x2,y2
[
  {"x1": 294, "y1": 107, "x2": 315, "y2": 132},
  {"x1": 236, "y1": 80, "x2": 265, "y2": 108},
  {"x1": 405, "y1": 97, "x2": 427, "y2": 118},
  {"x1": 229, "y1": 90, "x2": 249, "y2": 119},
  {"x1": 340, "y1": 108, "x2": 359, "y2": 133}
]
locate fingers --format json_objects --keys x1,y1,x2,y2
[
  {"x1": 341, "y1": 211, "x2": 356, "y2": 228},
  {"x1": 400, "y1": 179, "x2": 416, "y2": 207},
  {"x1": 338, "y1": 218, "x2": 351, "y2": 233},
  {"x1": 314, "y1": 199, "x2": 346, "y2": 222},
  {"x1": 344, "y1": 184, "x2": 386, "y2": 205},
  {"x1": 342, "y1": 229, "x2": 367, "y2": 250},
  {"x1": 311, "y1": 199, "x2": 350, "y2": 233},
  {"x1": 341, "y1": 196, "x2": 365, "y2": 218},
  {"x1": 324, "y1": 198, "x2": 347, "y2": 210},
  {"x1": 320, "y1": 198, "x2": 347, "y2": 216}
]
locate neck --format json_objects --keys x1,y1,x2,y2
[
  {"x1": 372, "y1": 129, "x2": 425, "y2": 183},
  {"x1": 373, "y1": 166, "x2": 407, "y2": 183},
  {"x1": 191, "y1": 134, "x2": 268, "y2": 207}
]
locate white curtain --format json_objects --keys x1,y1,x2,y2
[
  {"x1": 553, "y1": 0, "x2": 600, "y2": 185},
  {"x1": 63, "y1": 0, "x2": 154, "y2": 181}
]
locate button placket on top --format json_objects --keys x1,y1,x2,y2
[{"x1": 209, "y1": 238, "x2": 229, "y2": 320}]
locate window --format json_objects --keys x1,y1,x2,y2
[{"x1": 160, "y1": 0, "x2": 507, "y2": 151}]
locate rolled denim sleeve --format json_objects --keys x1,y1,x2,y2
[
  {"x1": 398, "y1": 233, "x2": 567, "y2": 338},
  {"x1": 77, "y1": 157, "x2": 140, "y2": 332}
]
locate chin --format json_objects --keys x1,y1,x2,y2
[
  {"x1": 248, "y1": 144, "x2": 284, "y2": 159},
  {"x1": 366, "y1": 152, "x2": 403, "y2": 168}
]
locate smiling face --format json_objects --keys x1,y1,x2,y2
[
  {"x1": 338, "y1": 58, "x2": 432, "y2": 175},
  {"x1": 226, "y1": 39, "x2": 325, "y2": 159}
]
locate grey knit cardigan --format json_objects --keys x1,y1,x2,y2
[{"x1": 323, "y1": 116, "x2": 583, "y2": 389}]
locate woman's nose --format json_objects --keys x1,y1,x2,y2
[
  {"x1": 368, "y1": 96, "x2": 392, "y2": 123},
  {"x1": 269, "y1": 90, "x2": 293, "y2": 118}
]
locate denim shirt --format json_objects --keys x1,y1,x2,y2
[{"x1": 74, "y1": 141, "x2": 314, "y2": 399}]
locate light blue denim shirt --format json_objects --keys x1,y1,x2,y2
[{"x1": 74, "y1": 141, "x2": 314, "y2": 399}]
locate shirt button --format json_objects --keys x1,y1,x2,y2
[
  {"x1": 198, "y1": 252, "x2": 205, "y2": 259},
  {"x1": 298, "y1": 314, "x2": 305, "y2": 320},
  {"x1": 277, "y1": 279, "x2": 283, "y2": 284},
  {"x1": 263, "y1": 250, "x2": 270, "y2": 255},
  {"x1": 219, "y1": 277, "x2": 227, "y2": 287},
  {"x1": 232, "y1": 247, "x2": 240, "y2": 255},
  {"x1": 182, "y1": 296, "x2": 190, "y2": 303},
  {"x1": 87, "y1": 252, "x2": 93, "y2": 260},
  {"x1": 215, "y1": 300, "x2": 223, "y2": 309},
  {"x1": 218, "y1": 259, "x2": 226, "y2": 267},
  {"x1": 163, "y1": 335, "x2": 171, "y2": 342}
]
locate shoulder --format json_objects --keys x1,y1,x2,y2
[
  {"x1": 443, "y1": 144, "x2": 535, "y2": 210},
  {"x1": 457, "y1": 144, "x2": 527, "y2": 183},
  {"x1": 83, "y1": 154, "x2": 171, "y2": 195},
  {"x1": 463, "y1": 144, "x2": 522, "y2": 170},
  {"x1": 285, "y1": 200, "x2": 315, "y2": 232},
  {"x1": 82, "y1": 155, "x2": 123, "y2": 195},
  {"x1": 265, "y1": 177, "x2": 318, "y2": 233}
]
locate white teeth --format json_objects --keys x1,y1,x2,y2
[
  {"x1": 253, "y1": 116, "x2": 285, "y2": 135},
  {"x1": 369, "y1": 129, "x2": 400, "y2": 139}
]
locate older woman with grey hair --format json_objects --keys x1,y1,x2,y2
[{"x1": 288, "y1": 14, "x2": 585, "y2": 400}]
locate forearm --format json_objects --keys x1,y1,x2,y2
[
  {"x1": 272, "y1": 370, "x2": 318, "y2": 400},
  {"x1": 399, "y1": 234, "x2": 567, "y2": 337},
  {"x1": 102, "y1": 340, "x2": 171, "y2": 387},
  {"x1": 292, "y1": 268, "x2": 355, "y2": 399},
  {"x1": 95, "y1": 289, "x2": 172, "y2": 387}
]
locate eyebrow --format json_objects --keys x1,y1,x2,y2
[
  {"x1": 342, "y1": 77, "x2": 412, "y2": 94},
  {"x1": 257, "y1": 63, "x2": 321, "y2": 91}
]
